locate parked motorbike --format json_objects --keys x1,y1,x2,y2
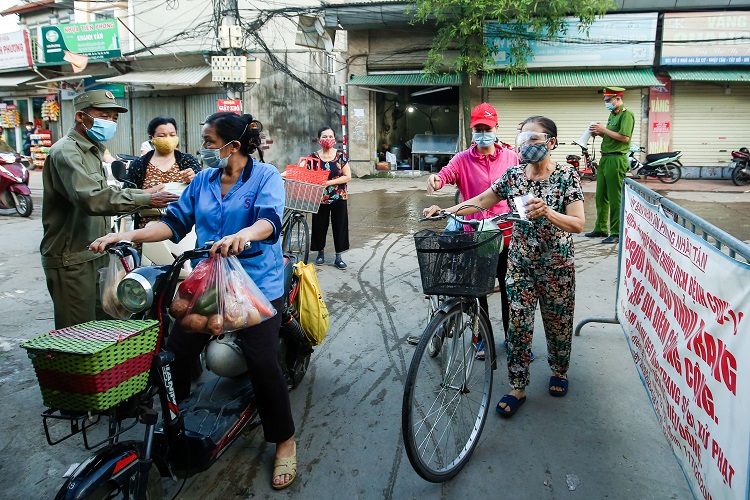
[
  {"x1": 564, "y1": 140, "x2": 598, "y2": 180},
  {"x1": 729, "y1": 147, "x2": 750, "y2": 186},
  {"x1": 627, "y1": 146, "x2": 683, "y2": 184},
  {"x1": 0, "y1": 152, "x2": 33, "y2": 216},
  {"x1": 47, "y1": 242, "x2": 312, "y2": 499}
]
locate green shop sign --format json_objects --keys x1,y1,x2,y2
[{"x1": 42, "y1": 19, "x2": 121, "y2": 63}]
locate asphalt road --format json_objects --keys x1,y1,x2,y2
[{"x1": 1, "y1": 174, "x2": 748, "y2": 499}]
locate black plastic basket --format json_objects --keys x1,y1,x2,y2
[{"x1": 414, "y1": 229, "x2": 503, "y2": 297}]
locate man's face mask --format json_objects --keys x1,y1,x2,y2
[
  {"x1": 82, "y1": 113, "x2": 117, "y2": 142},
  {"x1": 605, "y1": 99, "x2": 617, "y2": 111}
]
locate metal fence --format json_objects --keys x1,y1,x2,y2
[{"x1": 575, "y1": 178, "x2": 750, "y2": 335}]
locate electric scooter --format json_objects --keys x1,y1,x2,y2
[
  {"x1": 627, "y1": 146, "x2": 683, "y2": 184},
  {"x1": 42, "y1": 242, "x2": 312, "y2": 499},
  {"x1": 0, "y1": 152, "x2": 32, "y2": 216}
]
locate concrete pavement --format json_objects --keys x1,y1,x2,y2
[{"x1": 2, "y1": 171, "x2": 749, "y2": 498}]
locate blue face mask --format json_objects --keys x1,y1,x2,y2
[
  {"x1": 472, "y1": 131, "x2": 496, "y2": 148},
  {"x1": 198, "y1": 142, "x2": 232, "y2": 168},
  {"x1": 605, "y1": 102, "x2": 616, "y2": 111},
  {"x1": 83, "y1": 113, "x2": 117, "y2": 142}
]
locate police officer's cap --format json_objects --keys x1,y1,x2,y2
[
  {"x1": 603, "y1": 86, "x2": 625, "y2": 97},
  {"x1": 73, "y1": 90, "x2": 129, "y2": 113}
]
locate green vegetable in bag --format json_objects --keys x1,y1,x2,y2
[{"x1": 193, "y1": 286, "x2": 218, "y2": 315}]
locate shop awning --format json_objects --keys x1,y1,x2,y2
[
  {"x1": 0, "y1": 71, "x2": 39, "y2": 88},
  {"x1": 348, "y1": 73, "x2": 462, "y2": 86},
  {"x1": 666, "y1": 70, "x2": 750, "y2": 83},
  {"x1": 481, "y1": 69, "x2": 662, "y2": 88},
  {"x1": 27, "y1": 74, "x2": 96, "y2": 85},
  {"x1": 97, "y1": 66, "x2": 212, "y2": 86}
]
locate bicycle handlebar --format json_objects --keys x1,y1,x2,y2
[{"x1": 420, "y1": 204, "x2": 528, "y2": 226}]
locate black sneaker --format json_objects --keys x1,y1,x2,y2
[
  {"x1": 602, "y1": 235, "x2": 619, "y2": 244},
  {"x1": 584, "y1": 231, "x2": 608, "y2": 238}
]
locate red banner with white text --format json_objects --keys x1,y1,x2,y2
[{"x1": 618, "y1": 185, "x2": 750, "y2": 500}]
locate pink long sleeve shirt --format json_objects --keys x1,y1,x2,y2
[{"x1": 437, "y1": 143, "x2": 520, "y2": 245}]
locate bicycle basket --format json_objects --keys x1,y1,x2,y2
[
  {"x1": 21, "y1": 320, "x2": 159, "y2": 412},
  {"x1": 283, "y1": 166, "x2": 329, "y2": 214},
  {"x1": 414, "y1": 229, "x2": 502, "y2": 297}
]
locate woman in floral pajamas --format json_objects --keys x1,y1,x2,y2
[{"x1": 423, "y1": 115, "x2": 585, "y2": 418}]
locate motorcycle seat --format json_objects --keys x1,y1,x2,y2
[
  {"x1": 732, "y1": 150, "x2": 750, "y2": 160},
  {"x1": 645, "y1": 152, "x2": 680, "y2": 163}
]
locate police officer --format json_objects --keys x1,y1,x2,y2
[
  {"x1": 584, "y1": 87, "x2": 635, "y2": 244},
  {"x1": 41, "y1": 89, "x2": 179, "y2": 329}
]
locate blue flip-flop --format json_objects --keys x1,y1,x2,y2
[
  {"x1": 496, "y1": 394, "x2": 526, "y2": 418},
  {"x1": 549, "y1": 375, "x2": 569, "y2": 397}
]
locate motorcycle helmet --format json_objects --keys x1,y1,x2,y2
[
  {"x1": 205, "y1": 332, "x2": 248, "y2": 378},
  {"x1": 741, "y1": 147, "x2": 749, "y2": 155}
]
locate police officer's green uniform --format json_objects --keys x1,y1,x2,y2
[
  {"x1": 593, "y1": 88, "x2": 634, "y2": 238},
  {"x1": 41, "y1": 90, "x2": 151, "y2": 329}
]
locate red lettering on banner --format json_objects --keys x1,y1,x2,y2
[
  {"x1": 688, "y1": 276, "x2": 709, "y2": 308},
  {"x1": 706, "y1": 293, "x2": 744, "y2": 336},
  {"x1": 659, "y1": 251, "x2": 676, "y2": 279},
  {"x1": 628, "y1": 278, "x2": 645, "y2": 307},
  {"x1": 692, "y1": 245, "x2": 708, "y2": 272},
  {"x1": 672, "y1": 264, "x2": 690, "y2": 291},
  {"x1": 685, "y1": 327, "x2": 737, "y2": 395},
  {"x1": 663, "y1": 329, "x2": 682, "y2": 376},
  {"x1": 711, "y1": 439, "x2": 736, "y2": 487},
  {"x1": 669, "y1": 290, "x2": 700, "y2": 336},
  {"x1": 641, "y1": 291, "x2": 656, "y2": 322},
  {"x1": 680, "y1": 423, "x2": 702, "y2": 462},
  {"x1": 659, "y1": 363, "x2": 682, "y2": 404},
  {"x1": 684, "y1": 358, "x2": 716, "y2": 422}
]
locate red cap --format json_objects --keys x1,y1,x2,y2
[{"x1": 470, "y1": 103, "x2": 498, "y2": 128}]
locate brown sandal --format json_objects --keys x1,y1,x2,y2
[{"x1": 272, "y1": 455, "x2": 297, "y2": 490}]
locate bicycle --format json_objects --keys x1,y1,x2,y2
[
  {"x1": 402, "y1": 207, "x2": 523, "y2": 482},
  {"x1": 281, "y1": 161, "x2": 329, "y2": 264}
]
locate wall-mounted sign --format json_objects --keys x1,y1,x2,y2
[
  {"x1": 486, "y1": 13, "x2": 658, "y2": 68},
  {"x1": 0, "y1": 30, "x2": 33, "y2": 70},
  {"x1": 41, "y1": 19, "x2": 121, "y2": 64},
  {"x1": 662, "y1": 11, "x2": 750, "y2": 65},
  {"x1": 647, "y1": 76, "x2": 672, "y2": 154},
  {"x1": 218, "y1": 99, "x2": 242, "y2": 114}
]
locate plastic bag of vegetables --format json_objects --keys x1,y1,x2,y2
[
  {"x1": 99, "y1": 253, "x2": 134, "y2": 320},
  {"x1": 168, "y1": 254, "x2": 276, "y2": 335}
]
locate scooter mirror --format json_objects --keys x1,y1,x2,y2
[{"x1": 110, "y1": 160, "x2": 127, "y2": 182}]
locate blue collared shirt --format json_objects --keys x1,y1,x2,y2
[{"x1": 161, "y1": 159, "x2": 285, "y2": 300}]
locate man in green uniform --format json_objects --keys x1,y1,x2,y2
[
  {"x1": 41, "y1": 90, "x2": 179, "y2": 329},
  {"x1": 584, "y1": 87, "x2": 635, "y2": 244}
]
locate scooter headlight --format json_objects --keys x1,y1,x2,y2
[{"x1": 117, "y1": 273, "x2": 153, "y2": 313}]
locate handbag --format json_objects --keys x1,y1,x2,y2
[{"x1": 292, "y1": 262, "x2": 330, "y2": 346}]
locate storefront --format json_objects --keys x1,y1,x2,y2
[
  {"x1": 657, "y1": 11, "x2": 750, "y2": 172},
  {"x1": 347, "y1": 73, "x2": 461, "y2": 170}
]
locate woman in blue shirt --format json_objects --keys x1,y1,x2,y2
[{"x1": 90, "y1": 112, "x2": 297, "y2": 490}]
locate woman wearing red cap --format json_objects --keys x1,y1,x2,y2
[{"x1": 426, "y1": 102, "x2": 519, "y2": 352}]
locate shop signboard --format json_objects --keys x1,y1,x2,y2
[
  {"x1": 218, "y1": 99, "x2": 242, "y2": 114},
  {"x1": 661, "y1": 11, "x2": 750, "y2": 65},
  {"x1": 647, "y1": 76, "x2": 672, "y2": 154},
  {"x1": 41, "y1": 19, "x2": 121, "y2": 63},
  {"x1": 486, "y1": 13, "x2": 658, "y2": 68},
  {"x1": 0, "y1": 30, "x2": 33, "y2": 69}
]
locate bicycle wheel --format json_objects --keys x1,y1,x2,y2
[
  {"x1": 402, "y1": 302, "x2": 493, "y2": 482},
  {"x1": 282, "y1": 214, "x2": 310, "y2": 264},
  {"x1": 658, "y1": 162, "x2": 682, "y2": 184}
]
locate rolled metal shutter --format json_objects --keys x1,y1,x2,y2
[
  {"x1": 671, "y1": 83, "x2": 750, "y2": 167},
  {"x1": 488, "y1": 88, "x2": 644, "y2": 166}
]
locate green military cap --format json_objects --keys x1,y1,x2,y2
[
  {"x1": 73, "y1": 89, "x2": 128, "y2": 113},
  {"x1": 603, "y1": 86, "x2": 625, "y2": 97}
]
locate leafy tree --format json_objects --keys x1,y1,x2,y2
[{"x1": 411, "y1": 0, "x2": 614, "y2": 142}]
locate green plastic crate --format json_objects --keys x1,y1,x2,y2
[{"x1": 21, "y1": 320, "x2": 159, "y2": 411}]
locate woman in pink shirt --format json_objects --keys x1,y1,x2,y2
[{"x1": 426, "y1": 103, "x2": 519, "y2": 351}]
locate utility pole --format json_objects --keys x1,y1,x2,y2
[{"x1": 211, "y1": 0, "x2": 259, "y2": 107}]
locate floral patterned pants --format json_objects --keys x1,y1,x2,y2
[{"x1": 505, "y1": 260, "x2": 575, "y2": 390}]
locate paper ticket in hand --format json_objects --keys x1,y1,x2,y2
[{"x1": 513, "y1": 194, "x2": 534, "y2": 219}]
